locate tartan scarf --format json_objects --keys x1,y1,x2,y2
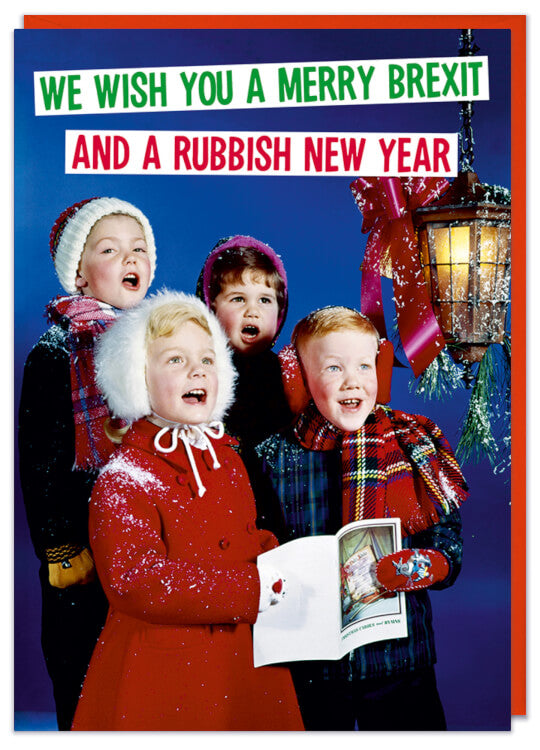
[
  {"x1": 47, "y1": 294, "x2": 119, "y2": 470},
  {"x1": 294, "y1": 402, "x2": 468, "y2": 536}
]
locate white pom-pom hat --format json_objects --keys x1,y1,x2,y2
[
  {"x1": 95, "y1": 290, "x2": 237, "y2": 424},
  {"x1": 49, "y1": 197, "x2": 157, "y2": 294}
]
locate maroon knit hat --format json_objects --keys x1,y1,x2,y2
[{"x1": 49, "y1": 198, "x2": 96, "y2": 263}]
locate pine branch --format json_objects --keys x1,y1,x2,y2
[
  {"x1": 409, "y1": 349, "x2": 465, "y2": 400},
  {"x1": 456, "y1": 346, "x2": 499, "y2": 466}
]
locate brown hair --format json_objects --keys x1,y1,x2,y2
[
  {"x1": 208, "y1": 246, "x2": 286, "y2": 313},
  {"x1": 293, "y1": 306, "x2": 379, "y2": 357}
]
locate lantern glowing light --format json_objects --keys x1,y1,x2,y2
[{"x1": 414, "y1": 171, "x2": 511, "y2": 371}]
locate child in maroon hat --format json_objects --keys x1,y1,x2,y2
[{"x1": 197, "y1": 235, "x2": 293, "y2": 452}]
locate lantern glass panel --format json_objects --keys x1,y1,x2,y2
[
  {"x1": 500, "y1": 224, "x2": 511, "y2": 260},
  {"x1": 438, "y1": 263, "x2": 452, "y2": 301},
  {"x1": 449, "y1": 225, "x2": 471, "y2": 265},
  {"x1": 433, "y1": 226, "x2": 450, "y2": 264},
  {"x1": 478, "y1": 225, "x2": 497, "y2": 300},
  {"x1": 451, "y1": 260, "x2": 469, "y2": 301},
  {"x1": 495, "y1": 225, "x2": 511, "y2": 300},
  {"x1": 479, "y1": 225, "x2": 498, "y2": 262},
  {"x1": 478, "y1": 266, "x2": 494, "y2": 299},
  {"x1": 450, "y1": 225, "x2": 470, "y2": 302},
  {"x1": 430, "y1": 227, "x2": 450, "y2": 301}
]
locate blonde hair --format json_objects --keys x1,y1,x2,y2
[
  {"x1": 293, "y1": 306, "x2": 379, "y2": 356},
  {"x1": 104, "y1": 417, "x2": 130, "y2": 444},
  {"x1": 145, "y1": 301, "x2": 212, "y2": 345},
  {"x1": 104, "y1": 301, "x2": 215, "y2": 444},
  {"x1": 96, "y1": 290, "x2": 235, "y2": 424}
]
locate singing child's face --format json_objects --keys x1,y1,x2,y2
[
  {"x1": 145, "y1": 321, "x2": 218, "y2": 425},
  {"x1": 299, "y1": 329, "x2": 378, "y2": 432},
  {"x1": 76, "y1": 214, "x2": 151, "y2": 309},
  {"x1": 212, "y1": 270, "x2": 279, "y2": 355}
]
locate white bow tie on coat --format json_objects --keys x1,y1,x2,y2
[{"x1": 152, "y1": 419, "x2": 225, "y2": 498}]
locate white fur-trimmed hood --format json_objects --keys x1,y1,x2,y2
[{"x1": 95, "y1": 289, "x2": 237, "y2": 423}]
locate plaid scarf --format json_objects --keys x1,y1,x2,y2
[
  {"x1": 294, "y1": 402, "x2": 467, "y2": 535},
  {"x1": 47, "y1": 294, "x2": 119, "y2": 470}
]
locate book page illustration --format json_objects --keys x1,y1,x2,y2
[{"x1": 338, "y1": 522, "x2": 403, "y2": 632}]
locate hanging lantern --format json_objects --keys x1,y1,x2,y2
[
  {"x1": 409, "y1": 29, "x2": 511, "y2": 471},
  {"x1": 414, "y1": 170, "x2": 511, "y2": 367},
  {"x1": 350, "y1": 29, "x2": 511, "y2": 468},
  {"x1": 413, "y1": 29, "x2": 511, "y2": 380}
]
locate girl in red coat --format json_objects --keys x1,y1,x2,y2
[{"x1": 71, "y1": 290, "x2": 303, "y2": 731}]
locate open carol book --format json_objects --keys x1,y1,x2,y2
[{"x1": 253, "y1": 518, "x2": 407, "y2": 667}]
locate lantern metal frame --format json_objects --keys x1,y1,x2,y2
[{"x1": 414, "y1": 171, "x2": 511, "y2": 369}]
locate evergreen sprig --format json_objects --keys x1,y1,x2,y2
[
  {"x1": 490, "y1": 335, "x2": 511, "y2": 475},
  {"x1": 456, "y1": 345, "x2": 500, "y2": 466},
  {"x1": 409, "y1": 349, "x2": 465, "y2": 400}
]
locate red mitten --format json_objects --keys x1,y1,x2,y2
[{"x1": 375, "y1": 549, "x2": 449, "y2": 592}]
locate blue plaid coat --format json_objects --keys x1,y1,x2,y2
[{"x1": 254, "y1": 425, "x2": 463, "y2": 682}]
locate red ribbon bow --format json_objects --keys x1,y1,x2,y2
[{"x1": 350, "y1": 176, "x2": 449, "y2": 377}]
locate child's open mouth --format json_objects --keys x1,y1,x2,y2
[
  {"x1": 182, "y1": 389, "x2": 207, "y2": 405},
  {"x1": 241, "y1": 325, "x2": 260, "y2": 341},
  {"x1": 338, "y1": 398, "x2": 361, "y2": 410},
  {"x1": 122, "y1": 272, "x2": 140, "y2": 290}
]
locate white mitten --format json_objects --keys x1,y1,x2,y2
[{"x1": 258, "y1": 566, "x2": 286, "y2": 612}]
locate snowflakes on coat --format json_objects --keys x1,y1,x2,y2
[
  {"x1": 73, "y1": 417, "x2": 303, "y2": 730},
  {"x1": 99, "y1": 451, "x2": 167, "y2": 494}
]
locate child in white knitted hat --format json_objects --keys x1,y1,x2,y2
[
  {"x1": 71, "y1": 291, "x2": 302, "y2": 731},
  {"x1": 18, "y1": 197, "x2": 156, "y2": 730}
]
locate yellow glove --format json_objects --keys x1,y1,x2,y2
[{"x1": 48, "y1": 547, "x2": 96, "y2": 588}]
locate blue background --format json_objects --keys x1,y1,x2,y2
[{"x1": 14, "y1": 27, "x2": 511, "y2": 730}]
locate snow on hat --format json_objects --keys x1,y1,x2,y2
[
  {"x1": 196, "y1": 235, "x2": 288, "y2": 340},
  {"x1": 49, "y1": 197, "x2": 157, "y2": 294},
  {"x1": 95, "y1": 289, "x2": 236, "y2": 424}
]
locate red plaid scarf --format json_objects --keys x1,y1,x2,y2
[
  {"x1": 294, "y1": 402, "x2": 467, "y2": 535},
  {"x1": 47, "y1": 294, "x2": 119, "y2": 470}
]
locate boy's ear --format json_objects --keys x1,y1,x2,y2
[
  {"x1": 75, "y1": 272, "x2": 88, "y2": 289},
  {"x1": 376, "y1": 339, "x2": 393, "y2": 404},
  {"x1": 278, "y1": 344, "x2": 311, "y2": 416}
]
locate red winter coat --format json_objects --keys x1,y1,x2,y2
[{"x1": 72, "y1": 419, "x2": 303, "y2": 731}]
